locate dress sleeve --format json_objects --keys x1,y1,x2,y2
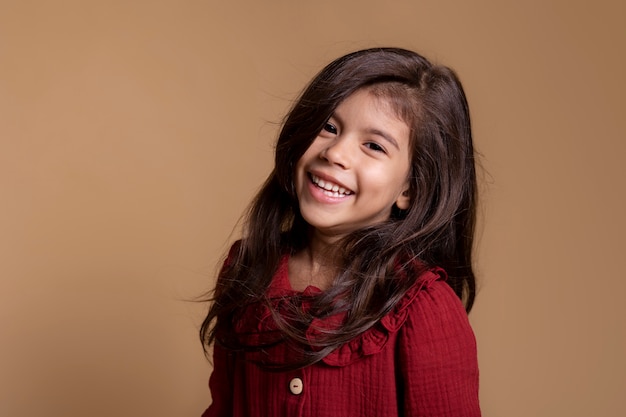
[
  {"x1": 397, "y1": 279, "x2": 481, "y2": 417},
  {"x1": 202, "y1": 242, "x2": 240, "y2": 416},
  {"x1": 201, "y1": 343, "x2": 234, "y2": 417}
]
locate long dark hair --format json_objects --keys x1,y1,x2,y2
[{"x1": 200, "y1": 47, "x2": 477, "y2": 368}]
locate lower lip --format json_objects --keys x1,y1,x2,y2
[{"x1": 307, "y1": 176, "x2": 353, "y2": 203}]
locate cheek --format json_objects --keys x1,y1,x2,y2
[
  {"x1": 371, "y1": 162, "x2": 410, "y2": 189},
  {"x1": 295, "y1": 154, "x2": 308, "y2": 178},
  {"x1": 296, "y1": 140, "x2": 323, "y2": 173},
  {"x1": 300, "y1": 139, "x2": 321, "y2": 160},
  {"x1": 384, "y1": 166, "x2": 412, "y2": 199},
  {"x1": 294, "y1": 156, "x2": 310, "y2": 196}
]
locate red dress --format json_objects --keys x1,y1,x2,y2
[{"x1": 202, "y1": 255, "x2": 480, "y2": 417}]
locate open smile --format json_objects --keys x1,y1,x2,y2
[{"x1": 309, "y1": 173, "x2": 354, "y2": 198}]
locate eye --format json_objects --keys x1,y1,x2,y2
[
  {"x1": 364, "y1": 142, "x2": 386, "y2": 153},
  {"x1": 322, "y1": 122, "x2": 337, "y2": 135}
]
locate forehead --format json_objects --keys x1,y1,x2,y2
[
  {"x1": 337, "y1": 87, "x2": 405, "y2": 121},
  {"x1": 361, "y1": 83, "x2": 420, "y2": 127},
  {"x1": 334, "y1": 89, "x2": 408, "y2": 127}
]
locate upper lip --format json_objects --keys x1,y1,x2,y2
[{"x1": 308, "y1": 170, "x2": 354, "y2": 193}]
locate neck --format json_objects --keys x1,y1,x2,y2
[{"x1": 288, "y1": 229, "x2": 343, "y2": 291}]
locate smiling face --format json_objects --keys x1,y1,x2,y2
[{"x1": 294, "y1": 87, "x2": 412, "y2": 243}]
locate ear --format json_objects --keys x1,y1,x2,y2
[{"x1": 395, "y1": 188, "x2": 411, "y2": 210}]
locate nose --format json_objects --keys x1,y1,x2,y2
[{"x1": 320, "y1": 136, "x2": 353, "y2": 169}]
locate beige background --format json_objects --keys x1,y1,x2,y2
[{"x1": 1, "y1": 1, "x2": 624, "y2": 416}]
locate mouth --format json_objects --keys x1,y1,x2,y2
[{"x1": 309, "y1": 173, "x2": 354, "y2": 198}]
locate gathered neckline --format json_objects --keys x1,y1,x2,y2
[{"x1": 235, "y1": 254, "x2": 446, "y2": 367}]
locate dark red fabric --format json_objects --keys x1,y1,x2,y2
[{"x1": 202, "y1": 255, "x2": 480, "y2": 417}]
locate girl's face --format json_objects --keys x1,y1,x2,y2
[{"x1": 295, "y1": 88, "x2": 412, "y2": 242}]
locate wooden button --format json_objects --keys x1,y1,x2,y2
[{"x1": 289, "y1": 377, "x2": 303, "y2": 395}]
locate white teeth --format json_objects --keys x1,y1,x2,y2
[{"x1": 310, "y1": 174, "x2": 352, "y2": 196}]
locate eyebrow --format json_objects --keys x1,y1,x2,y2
[{"x1": 330, "y1": 113, "x2": 401, "y2": 150}]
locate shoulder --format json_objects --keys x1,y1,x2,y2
[
  {"x1": 402, "y1": 268, "x2": 475, "y2": 341},
  {"x1": 412, "y1": 270, "x2": 470, "y2": 325},
  {"x1": 397, "y1": 267, "x2": 478, "y2": 366},
  {"x1": 380, "y1": 267, "x2": 469, "y2": 332}
]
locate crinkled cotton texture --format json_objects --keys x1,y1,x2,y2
[{"x1": 202, "y1": 254, "x2": 480, "y2": 417}]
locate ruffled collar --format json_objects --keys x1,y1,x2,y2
[{"x1": 232, "y1": 255, "x2": 446, "y2": 367}]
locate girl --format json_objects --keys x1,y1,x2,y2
[{"x1": 200, "y1": 47, "x2": 480, "y2": 416}]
